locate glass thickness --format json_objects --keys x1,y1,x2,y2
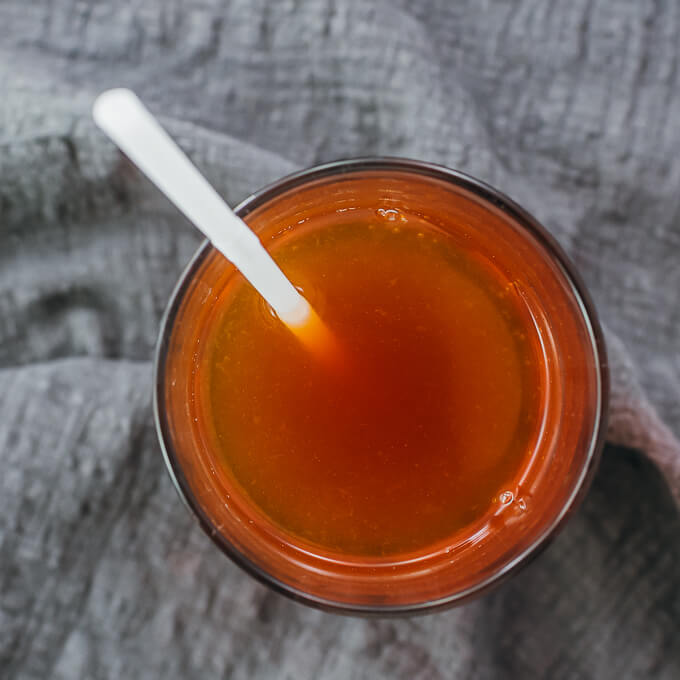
[{"x1": 153, "y1": 158, "x2": 609, "y2": 615}]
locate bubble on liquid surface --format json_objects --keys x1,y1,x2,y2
[
  {"x1": 497, "y1": 491, "x2": 529, "y2": 518},
  {"x1": 376, "y1": 208, "x2": 407, "y2": 223},
  {"x1": 499, "y1": 490, "x2": 514, "y2": 504}
]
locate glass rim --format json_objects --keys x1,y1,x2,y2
[{"x1": 153, "y1": 156, "x2": 610, "y2": 616}]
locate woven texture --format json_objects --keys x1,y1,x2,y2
[{"x1": 1, "y1": 1, "x2": 679, "y2": 678}]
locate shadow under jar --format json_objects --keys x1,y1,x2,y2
[{"x1": 154, "y1": 158, "x2": 608, "y2": 615}]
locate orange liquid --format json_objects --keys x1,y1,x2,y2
[{"x1": 198, "y1": 213, "x2": 539, "y2": 557}]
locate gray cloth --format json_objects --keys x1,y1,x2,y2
[{"x1": 1, "y1": 1, "x2": 679, "y2": 678}]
